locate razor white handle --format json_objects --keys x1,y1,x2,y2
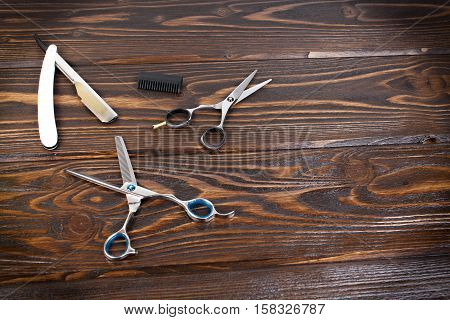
[{"x1": 38, "y1": 44, "x2": 58, "y2": 150}]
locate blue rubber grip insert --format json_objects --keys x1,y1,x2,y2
[
  {"x1": 187, "y1": 198, "x2": 213, "y2": 220},
  {"x1": 105, "y1": 232, "x2": 129, "y2": 256}
]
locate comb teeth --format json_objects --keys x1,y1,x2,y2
[
  {"x1": 137, "y1": 72, "x2": 183, "y2": 94},
  {"x1": 138, "y1": 80, "x2": 180, "y2": 93}
]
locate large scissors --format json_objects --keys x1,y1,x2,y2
[
  {"x1": 66, "y1": 136, "x2": 234, "y2": 260},
  {"x1": 153, "y1": 70, "x2": 271, "y2": 150}
]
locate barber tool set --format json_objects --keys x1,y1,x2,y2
[{"x1": 34, "y1": 35, "x2": 271, "y2": 260}]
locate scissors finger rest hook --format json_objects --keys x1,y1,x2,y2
[{"x1": 155, "y1": 194, "x2": 234, "y2": 222}]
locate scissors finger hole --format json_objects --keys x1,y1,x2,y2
[
  {"x1": 104, "y1": 232, "x2": 130, "y2": 259},
  {"x1": 166, "y1": 108, "x2": 191, "y2": 128},
  {"x1": 187, "y1": 198, "x2": 214, "y2": 221},
  {"x1": 200, "y1": 127, "x2": 226, "y2": 150}
]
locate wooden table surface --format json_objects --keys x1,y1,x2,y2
[{"x1": 0, "y1": 0, "x2": 449, "y2": 299}]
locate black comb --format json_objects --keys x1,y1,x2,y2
[{"x1": 138, "y1": 72, "x2": 183, "y2": 94}]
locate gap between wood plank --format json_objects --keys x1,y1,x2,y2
[
  {"x1": 0, "y1": 135, "x2": 448, "y2": 163},
  {"x1": 4, "y1": 48, "x2": 450, "y2": 69}
]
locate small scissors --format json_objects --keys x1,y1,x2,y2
[
  {"x1": 153, "y1": 70, "x2": 271, "y2": 150},
  {"x1": 66, "y1": 136, "x2": 234, "y2": 260}
]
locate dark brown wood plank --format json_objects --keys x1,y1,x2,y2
[
  {"x1": 1, "y1": 55, "x2": 449, "y2": 161},
  {"x1": 0, "y1": 143, "x2": 448, "y2": 288},
  {"x1": 0, "y1": 255, "x2": 449, "y2": 299},
  {"x1": 1, "y1": 0, "x2": 450, "y2": 67},
  {"x1": 1, "y1": 0, "x2": 449, "y2": 301}
]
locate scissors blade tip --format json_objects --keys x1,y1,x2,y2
[{"x1": 65, "y1": 169, "x2": 90, "y2": 180}]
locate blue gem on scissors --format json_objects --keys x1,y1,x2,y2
[{"x1": 127, "y1": 184, "x2": 136, "y2": 192}]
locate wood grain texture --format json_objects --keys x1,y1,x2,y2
[
  {"x1": 0, "y1": 255, "x2": 449, "y2": 299},
  {"x1": 0, "y1": 55, "x2": 449, "y2": 160},
  {"x1": 0, "y1": 144, "x2": 449, "y2": 290},
  {"x1": 0, "y1": 0, "x2": 449, "y2": 299},
  {"x1": 1, "y1": 0, "x2": 450, "y2": 68}
]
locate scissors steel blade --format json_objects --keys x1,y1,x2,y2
[
  {"x1": 115, "y1": 136, "x2": 137, "y2": 185},
  {"x1": 236, "y1": 79, "x2": 272, "y2": 104},
  {"x1": 66, "y1": 169, "x2": 143, "y2": 200},
  {"x1": 115, "y1": 136, "x2": 141, "y2": 206},
  {"x1": 227, "y1": 70, "x2": 258, "y2": 103}
]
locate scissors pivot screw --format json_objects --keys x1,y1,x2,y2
[
  {"x1": 127, "y1": 184, "x2": 136, "y2": 191},
  {"x1": 227, "y1": 97, "x2": 235, "y2": 102}
]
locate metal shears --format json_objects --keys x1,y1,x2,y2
[
  {"x1": 66, "y1": 136, "x2": 234, "y2": 260},
  {"x1": 153, "y1": 70, "x2": 271, "y2": 150}
]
